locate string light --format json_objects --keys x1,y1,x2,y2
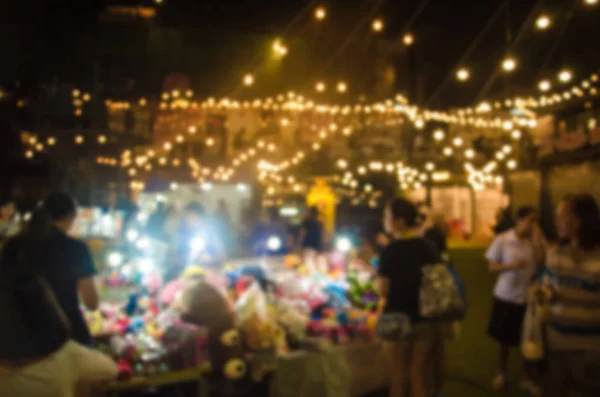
[
  {"x1": 315, "y1": 81, "x2": 326, "y2": 93},
  {"x1": 243, "y1": 74, "x2": 255, "y2": 86},
  {"x1": 584, "y1": 0, "x2": 598, "y2": 5},
  {"x1": 74, "y1": 135, "x2": 84, "y2": 144},
  {"x1": 538, "y1": 80, "x2": 552, "y2": 92},
  {"x1": 511, "y1": 130, "x2": 522, "y2": 140},
  {"x1": 433, "y1": 129, "x2": 445, "y2": 141},
  {"x1": 465, "y1": 149, "x2": 475, "y2": 159},
  {"x1": 372, "y1": 18, "x2": 384, "y2": 32},
  {"x1": 47, "y1": 137, "x2": 56, "y2": 146},
  {"x1": 535, "y1": 14, "x2": 551, "y2": 30},
  {"x1": 206, "y1": 137, "x2": 215, "y2": 147},
  {"x1": 336, "y1": 81, "x2": 348, "y2": 93},
  {"x1": 97, "y1": 135, "x2": 107, "y2": 144},
  {"x1": 507, "y1": 159, "x2": 518, "y2": 170},
  {"x1": 502, "y1": 57, "x2": 517, "y2": 72},
  {"x1": 443, "y1": 147, "x2": 453, "y2": 156},
  {"x1": 403, "y1": 33, "x2": 414, "y2": 46},
  {"x1": 314, "y1": 6, "x2": 326, "y2": 21},
  {"x1": 456, "y1": 68, "x2": 470, "y2": 82},
  {"x1": 453, "y1": 137, "x2": 464, "y2": 147},
  {"x1": 558, "y1": 69, "x2": 573, "y2": 83}
]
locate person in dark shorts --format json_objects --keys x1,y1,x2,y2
[
  {"x1": 485, "y1": 206, "x2": 545, "y2": 393},
  {"x1": 377, "y1": 198, "x2": 441, "y2": 397}
]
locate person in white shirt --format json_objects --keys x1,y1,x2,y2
[
  {"x1": 485, "y1": 206, "x2": 545, "y2": 393},
  {"x1": 0, "y1": 269, "x2": 117, "y2": 397}
]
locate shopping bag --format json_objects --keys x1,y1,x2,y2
[
  {"x1": 374, "y1": 312, "x2": 412, "y2": 341},
  {"x1": 419, "y1": 263, "x2": 466, "y2": 321},
  {"x1": 521, "y1": 302, "x2": 544, "y2": 361}
]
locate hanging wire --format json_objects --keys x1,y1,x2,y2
[
  {"x1": 425, "y1": 0, "x2": 509, "y2": 108},
  {"x1": 221, "y1": 0, "x2": 321, "y2": 96},
  {"x1": 475, "y1": 0, "x2": 547, "y2": 102},
  {"x1": 309, "y1": 0, "x2": 387, "y2": 87}
]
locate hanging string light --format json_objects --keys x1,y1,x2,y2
[
  {"x1": 403, "y1": 33, "x2": 415, "y2": 46},
  {"x1": 372, "y1": 18, "x2": 384, "y2": 32},
  {"x1": 538, "y1": 80, "x2": 552, "y2": 92},
  {"x1": 502, "y1": 57, "x2": 517, "y2": 72},
  {"x1": 558, "y1": 69, "x2": 573, "y2": 83},
  {"x1": 314, "y1": 6, "x2": 326, "y2": 21},
  {"x1": 243, "y1": 74, "x2": 255, "y2": 86},
  {"x1": 456, "y1": 68, "x2": 470, "y2": 82},
  {"x1": 535, "y1": 14, "x2": 551, "y2": 30}
]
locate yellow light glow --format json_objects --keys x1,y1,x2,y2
[
  {"x1": 453, "y1": 137, "x2": 464, "y2": 147},
  {"x1": 337, "y1": 159, "x2": 348, "y2": 169},
  {"x1": 82, "y1": 93, "x2": 91, "y2": 102},
  {"x1": 315, "y1": 81, "x2": 326, "y2": 92},
  {"x1": 536, "y1": 14, "x2": 551, "y2": 30},
  {"x1": 97, "y1": 135, "x2": 107, "y2": 144},
  {"x1": 243, "y1": 74, "x2": 255, "y2": 86},
  {"x1": 314, "y1": 6, "x2": 326, "y2": 21},
  {"x1": 188, "y1": 126, "x2": 197, "y2": 134},
  {"x1": 403, "y1": 33, "x2": 414, "y2": 46},
  {"x1": 456, "y1": 68, "x2": 470, "y2": 82},
  {"x1": 185, "y1": 89, "x2": 193, "y2": 98},
  {"x1": 425, "y1": 162, "x2": 435, "y2": 171},
  {"x1": 25, "y1": 150, "x2": 34, "y2": 159},
  {"x1": 47, "y1": 137, "x2": 56, "y2": 146},
  {"x1": 511, "y1": 129, "x2": 522, "y2": 140},
  {"x1": 312, "y1": 143, "x2": 321, "y2": 151},
  {"x1": 337, "y1": 81, "x2": 348, "y2": 93},
  {"x1": 538, "y1": 80, "x2": 552, "y2": 92},
  {"x1": 163, "y1": 142, "x2": 172, "y2": 150},
  {"x1": 74, "y1": 135, "x2": 84, "y2": 144},
  {"x1": 415, "y1": 119, "x2": 425, "y2": 129},
  {"x1": 558, "y1": 69, "x2": 573, "y2": 83},
  {"x1": 465, "y1": 149, "x2": 475, "y2": 159},
  {"x1": 502, "y1": 57, "x2": 517, "y2": 72},
  {"x1": 206, "y1": 137, "x2": 215, "y2": 147},
  {"x1": 72, "y1": 89, "x2": 80, "y2": 97},
  {"x1": 507, "y1": 159, "x2": 518, "y2": 170},
  {"x1": 584, "y1": 0, "x2": 598, "y2": 5},
  {"x1": 443, "y1": 147, "x2": 453, "y2": 156},
  {"x1": 433, "y1": 129, "x2": 445, "y2": 141},
  {"x1": 372, "y1": 18, "x2": 384, "y2": 32},
  {"x1": 176, "y1": 134, "x2": 184, "y2": 143},
  {"x1": 281, "y1": 118, "x2": 289, "y2": 126}
]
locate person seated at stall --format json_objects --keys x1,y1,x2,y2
[
  {"x1": 0, "y1": 192, "x2": 100, "y2": 347},
  {"x1": 0, "y1": 267, "x2": 117, "y2": 396}
]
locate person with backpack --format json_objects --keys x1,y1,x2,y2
[{"x1": 377, "y1": 198, "x2": 441, "y2": 397}]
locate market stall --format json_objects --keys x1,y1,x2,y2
[{"x1": 86, "y1": 230, "x2": 385, "y2": 397}]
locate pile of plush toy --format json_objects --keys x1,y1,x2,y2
[{"x1": 87, "y1": 254, "x2": 379, "y2": 384}]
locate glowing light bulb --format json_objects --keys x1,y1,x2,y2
[
  {"x1": 315, "y1": 81, "x2": 326, "y2": 92},
  {"x1": 433, "y1": 129, "x2": 445, "y2": 141},
  {"x1": 243, "y1": 74, "x2": 254, "y2": 86},
  {"x1": 536, "y1": 14, "x2": 551, "y2": 30},
  {"x1": 337, "y1": 81, "x2": 348, "y2": 93},
  {"x1": 403, "y1": 33, "x2": 414, "y2": 46},
  {"x1": 336, "y1": 237, "x2": 352, "y2": 252},
  {"x1": 502, "y1": 57, "x2": 517, "y2": 72},
  {"x1": 511, "y1": 129, "x2": 522, "y2": 140},
  {"x1": 314, "y1": 6, "x2": 326, "y2": 21},
  {"x1": 507, "y1": 159, "x2": 518, "y2": 170},
  {"x1": 465, "y1": 149, "x2": 475, "y2": 159},
  {"x1": 266, "y1": 236, "x2": 282, "y2": 251},
  {"x1": 206, "y1": 137, "x2": 215, "y2": 147},
  {"x1": 453, "y1": 137, "x2": 464, "y2": 147},
  {"x1": 538, "y1": 80, "x2": 552, "y2": 92},
  {"x1": 108, "y1": 252, "x2": 123, "y2": 267},
  {"x1": 97, "y1": 135, "x2": 107, "y2": 144},
  {"x1": 558, "y1": 69, "x2": 573, "y2": 83},
  {"x1": 584, "y1": 0, "x2": 598, "y2": 6},
  {"x1": 75, "y1": 135, "x2": 84, "y2": 144},
  {"x1": 456, "y1": 68, "x2": 470, "y2": 82},
  {"x1": 443, "y1": 147, "x2": 453, "y2": 156},
  {"x1": 372, "y1": 18, "x2": 384, "y2": 32}
]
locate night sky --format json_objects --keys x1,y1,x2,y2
[{"x1": 1, "y1": 0, "x2": 599, "y2": 108}]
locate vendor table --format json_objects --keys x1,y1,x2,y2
[
  {"x1": 94, "y1": 367, "x2": 209, "y2": 397},
  {"x1": 270, "y1": 342, "x2": 389, "y2": 397}
]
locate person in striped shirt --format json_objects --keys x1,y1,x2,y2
[{"x1": 537, "y1": 194, "x2": 600, "y2": 396}]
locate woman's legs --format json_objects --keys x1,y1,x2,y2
[
  {"x1": 387, "y1": 342, "x2": 409, "y2": 397},
  {"x1": 409, "y1": 338, "x2": 434, "y2": 397}
]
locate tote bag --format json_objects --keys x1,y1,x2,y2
[{"x1": 419, "y1": 263, "x2": 466, "y2": 321}]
